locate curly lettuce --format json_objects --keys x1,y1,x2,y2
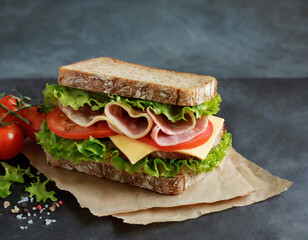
[
  {"x1": 36, "y1": 121, "x2": 232, "y2": 178},
  {"x1": 43, "y1": 84, "x2": 221, "y2": 122},
  {"x1": 25, "y1": 177, "x2": 57, "y2": 203}
]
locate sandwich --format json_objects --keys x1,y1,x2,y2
[{"x1": 36, "y1": 57, "x2": 232, "y2": 194}]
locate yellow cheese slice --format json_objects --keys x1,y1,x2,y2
[{"x1": 109, "y1": 115, "x2": 225, "y2": 164}]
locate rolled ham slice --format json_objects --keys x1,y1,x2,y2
[
  {"x1": 146, "y1": 108, "x2": 196, "y2": 135},
  {"x1": 150, "y1": 116, "x2": 209, "y2": 146},
  {"x1": 104, "y1": 102, "x2": 153, "y2": 139},
  {"x1": 59, "y1": 102, "x2": 112, "y2": 127},
  {"x1": 59, "y1": 101, "x2": 153, "y2": 139}
]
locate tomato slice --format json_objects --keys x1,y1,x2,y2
[
  {"x1": 46, "y1": 107, "x2": 117, "y2": 139},
  {"x1": 138, "y1": 120, "x2": 213, "y2": 151}
]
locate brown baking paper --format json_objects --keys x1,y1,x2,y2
[
  {"x1": 114, "y1": 147, "x2": 293, "y2": 224},
  {"x1": 22, "y1": 140, "x2": 292, "y2": 224}
]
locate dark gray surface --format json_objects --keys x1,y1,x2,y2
[
  {"x1": 0, "y1": 78, "x2": 307, "y2": 240},
  {"x1": 1, "y1": 0, "x2": 308, "y2": 79}
]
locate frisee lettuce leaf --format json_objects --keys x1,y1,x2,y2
[
  {"x1": 25, "y1": 177, "x2": 57, "y2": 202},
  {"x1": 0, "y1": 162, "x2": 56, "y2": 201},
  {"x1": 43, "y1": 84, "x2": 221, "y2": 122},
  {"x1": 36, "y1": 121, "x2": 232, "y2": 177},
  {"x1": 0, "y1": 162, "x2": 35, "y2": 198}
]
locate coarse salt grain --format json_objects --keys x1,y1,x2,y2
[
  {"x1": 28, "y1": 220, "x2": 33, "y2": 224},
  {"x1": 47, "y1": 212, "x2": 50, "y2": 216},
  {"x1": 45, "y1": 219, "x2": 52, "y2": 225},
  {"x1": 22, "y1": 217, "x2": 26, "y2": 220},
  {"x1": 16, "y1": 214, "x2": 22, "y2": 220},
  {"x1": 18, "y1": 197, "x2": 29, "y2": 204},
  {"x1": 30, "y1": 198, "x2": 34, "y2": 203},
  {"x1": 33, "y1": 214, "x2": 36, "y2": 217},
  {"x1": 27, "y1": 213, "x2": 31, "y2": 217},
  {"x1": 39, "y1": 216, "x2": 42, "y2": 219},
  {"x1": 45, "y1": 219, "x2": 56, "y2": 225}
]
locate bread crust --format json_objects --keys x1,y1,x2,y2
[
  {"x1": 46, "y1": 152, "x2": 203, "y2": 194},
  {"x1": 58, "y1": 57, "x2": 217, "y2": 106}
]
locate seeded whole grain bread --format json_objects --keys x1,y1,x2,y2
[
  {"x1": 46, "y1": 152, "x2": 204, "y2": 195},
  {"x1": 58, "y1": 57, "x2": 217, "y2": 106}
]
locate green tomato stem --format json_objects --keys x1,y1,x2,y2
[{"x1": 0, "y1": 104, "x2": 30, "y2": 125}]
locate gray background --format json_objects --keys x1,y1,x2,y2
[
  {"x1": 1, "y1": 0, "x2": 308, "y2": 79},
  {"x1": 1, "y1": 0, "x2": 308, "y2": 239}
]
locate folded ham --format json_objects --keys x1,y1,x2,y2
[
  {"x1": 59, "y1": 102, "x2": 209, "y2": 147},
  {"x1": 150, "y1": 116, "x2": 208, "y2": 146}
]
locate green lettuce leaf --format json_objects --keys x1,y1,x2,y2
[
  {"x1": 36, "y1": 121, "x2": 232, "y2": 178},
  {"x1": 43, "y1": 84, "x2": 221, "y2": 122},
  {"x1": 0, "y1": 181, "x2": 12, "y2": 198},
  {"x1": 25, "y1": 177, "x2": 57, "y2": 203},
  {"x1": 0, "y1": 162, "x2": 35, "y2": 198},
  {"x1": 36, "y1": 121, "x2": 110, "y2": 164}
]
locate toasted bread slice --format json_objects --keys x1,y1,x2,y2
[{"x1": 59, "y1": 57, "x2": 217, "y2": 106}]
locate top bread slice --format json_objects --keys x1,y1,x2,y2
[{"x1": 58, "y1": 57, "x2": 217, "y2": 106}]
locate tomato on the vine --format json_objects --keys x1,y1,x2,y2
[
  {"x1": 0, "y1": 95, "x2": 21, "y2": 123},
  {"x1": 19, "y1": 106, "x2": 47, "y2": 141},
  {"x1": 0, "y1": 124, "x2": 24, "y2": 160}
]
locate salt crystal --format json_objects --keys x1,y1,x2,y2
[
  {"x1": 39, "y1": 216, "x2": 42, "y2": 219},
  {"x1": 22, "y1": 217, "x2": 26, "y2": 220},
  {"x1": 18, "y1": 197, "x2": 29, "y2": 204},
  {"x1": 45, "y1": 219, "x2": 52, "y2": 225},
  {"x1": 40, "y1": 209, "x2": 44, "y2": 213},
  {"x1": 30, "y1": 198, "x2": 34, "y2": 203},
  {"x1": 47, "y1": 212, "x2": 50, "y2": 216},
  {"x1": 33, "y1": 214, "x2": 36, "y2": 217},
  {"x1": 28, "y1": 220, "x2": 33, "y2": 224},
  {"x1": 16, "y1": 214, "x2": 22, "y2": 220},
  {"x1": 45, "y1": 205, "x2": 48, "y2": 208},
  {"x1": 27, "y1": 213, "x2": 31, "y2": 217}
]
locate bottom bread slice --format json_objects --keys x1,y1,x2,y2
[{"x1": 45, "y1": 152, "x2": 204, "y2": 194}]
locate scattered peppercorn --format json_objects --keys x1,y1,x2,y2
[
  {"x1": 11, "y1": 206, "x2": 20, "y2": 214},
  {"x1": 23, "y1": 208, "x2": 29, "y2": 214},
  {"x1": 3, "y1": 201, "x2": 10, "y2": 208},
  {"x1": 20, "y1": 203, "x2": 26, "y2": 209},
  {"x1": 49, "y1": 205, "x2": 56, "y2": 212},
  {"x1": 36, "y1": 205, "x2": 42, "y2": 211}
]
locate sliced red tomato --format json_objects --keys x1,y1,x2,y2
[
  {"x1": 46, "y1": 107, "x2": 117, "y2": 139},
  {"x1": 138, "y1": 120, "x2": 213, "y2": 151},
  {"x1": 18, "y1": 106, "x2": 47, "y2": 141}
]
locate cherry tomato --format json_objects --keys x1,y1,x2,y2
[
  {"x1": 0, "y1": 124, "x2": 24, "y2": 160},
  {"x1": 18, "y1": 106, "x2": 47, "y2": 141},
  {"x1": 138, "y1": 120, "x2": 213, "y2": 151},
  {"x1": 0, "y1": 95, "x2": 21, "y2": 123},
  {"x1": 46, "y1": 107, "x2": 117, "y2": 139}
]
